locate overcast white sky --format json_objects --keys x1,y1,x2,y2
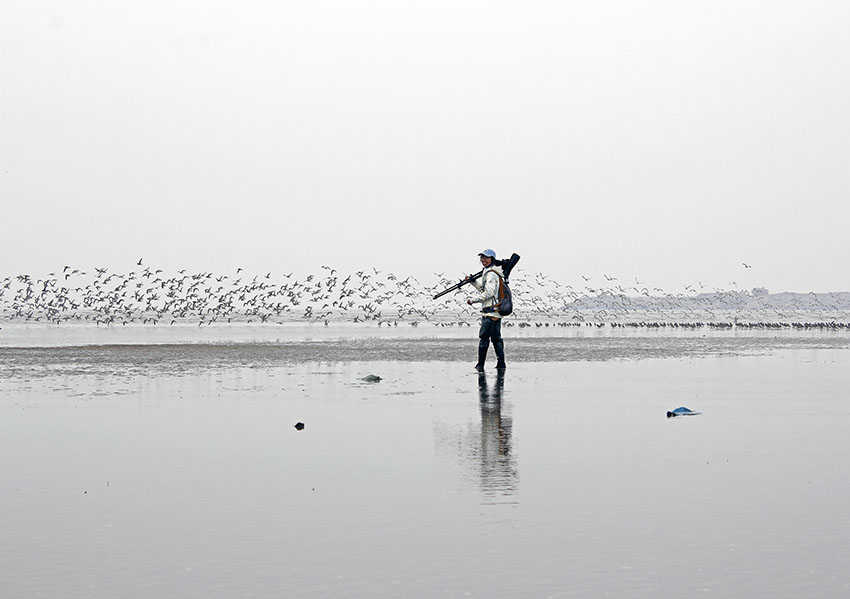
[{"x1": 2, "y1": 1, "x2": 848, "y2": 292}]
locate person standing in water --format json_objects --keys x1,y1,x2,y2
[{"x1": 467, "y1": 249, "x2": 506, "y2": 371}]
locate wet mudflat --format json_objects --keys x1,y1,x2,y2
[{"x1": 1, "y1": 328, "x2": 849, "y2": 597}]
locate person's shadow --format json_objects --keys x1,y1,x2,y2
[{"x1": 477, "y1": 370, "x2": 518, "y2": 499}]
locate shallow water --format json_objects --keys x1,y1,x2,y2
[{"x1": 1, "y1": 327, "x2": 849, "y2": 597}]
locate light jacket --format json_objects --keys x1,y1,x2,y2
[{"x1": 469, "y1": 265, "x2": 503, "y2": 319}]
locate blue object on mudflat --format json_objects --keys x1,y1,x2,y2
[{"x1": 667, "y1": 406, "x2": 702, "y2": 418}]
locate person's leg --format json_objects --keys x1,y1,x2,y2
[
  {"x1": 492, "y1": 318, "x2": 506, "y2": 369},
  {"x1": 476, "y1": 317, "x2": 492, "y2": 371}
]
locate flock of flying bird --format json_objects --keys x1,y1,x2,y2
[{"x1": 1, "y1": 260, "x2": 849, "y2": 329}]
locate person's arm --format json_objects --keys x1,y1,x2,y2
[{"x1": 469, "y1": 271, "x2": 496, "y2": 304}]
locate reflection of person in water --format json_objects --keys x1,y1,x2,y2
[{"x1": 477, "y1": 370, "x2": 517, "y2": 497}]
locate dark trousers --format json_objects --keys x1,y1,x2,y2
[{"x1": 478, "y1": 316, "x2": 505, "y2": 366}]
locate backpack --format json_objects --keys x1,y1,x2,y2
[{"x1": 495, "y1": 272, "x2": 513, "y2": 316}]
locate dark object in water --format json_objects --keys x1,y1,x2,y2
[
  {"x1": 667, "y1": 406, "x2": 701, "y2": 418},
  {"x1": 294, "y1": 422, "x2": 305, "y2": 430},
  {"x1": 361, "y1": 374, "x2": 382, "y2": 382}
]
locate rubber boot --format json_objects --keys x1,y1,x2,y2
[
  {"x1": 494, "y1": 339, "x2": 506, "y2": 370},
  {"x1": 475, "y1": 343, "x2": 488, "y2": 372}
]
